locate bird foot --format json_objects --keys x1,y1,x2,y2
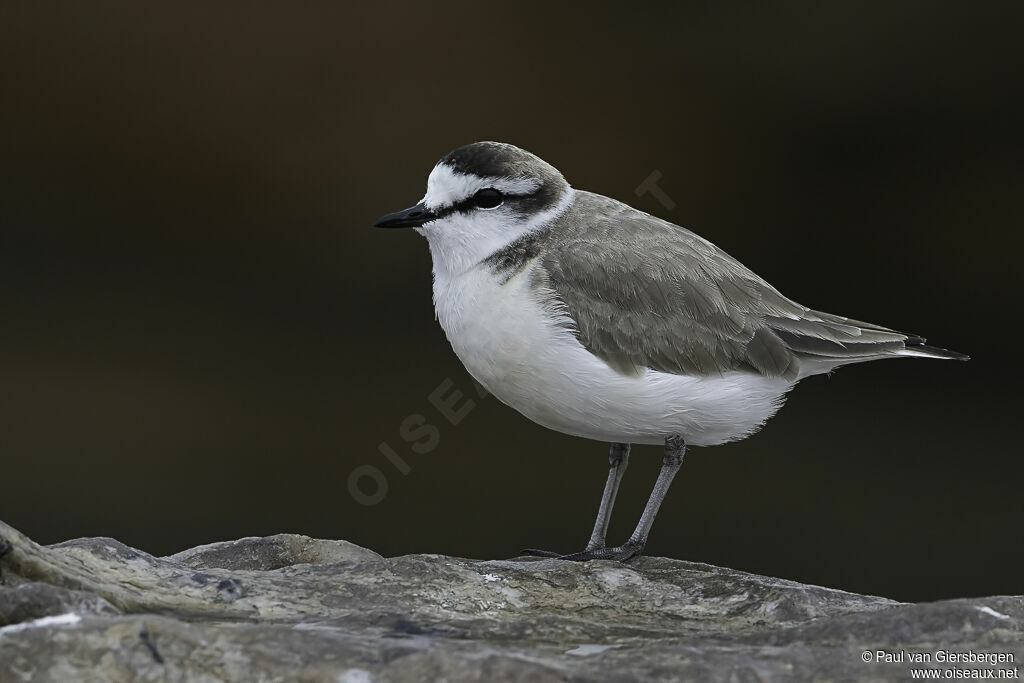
[
  {"x1": 518, "y1": 541, "x2": 644, "y2": 562},
  {"x1": 560, "y1": 542, "x2": 645, "y2": 562}
]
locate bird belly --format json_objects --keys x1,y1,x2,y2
[{"x1": 433, "y1": 266, "x2": 795, "y2": 446}]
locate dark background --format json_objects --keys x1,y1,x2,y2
[{"x1": 2, "y1": 2, "x2": 1020, "y2": 603}]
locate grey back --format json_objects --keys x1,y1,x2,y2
[{"x1": 486, "y1": 191, "x2": 915, "y2": 380}]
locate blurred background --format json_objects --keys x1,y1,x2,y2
[{"x1": 1, "y1": 2, "x2": 1021, "y2": 603}]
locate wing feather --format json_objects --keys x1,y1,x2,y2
[{"x1": 527, "y1": 191, "x2": 926, "y2": 379}]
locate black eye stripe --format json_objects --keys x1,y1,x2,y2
[{"x1": 432, "y1": 189, "x2": 523, "y2": 219}]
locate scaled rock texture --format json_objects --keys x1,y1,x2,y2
[{"x1": 0, "y1": 520, "x2": 1020, "y2": 682}]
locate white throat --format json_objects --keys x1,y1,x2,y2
[{"x1": 416, "y1": 165, "x2": 575, "y2": 278}]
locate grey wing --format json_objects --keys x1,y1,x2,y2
[{"x1": 537, "y1": 193, "x2": 928, "y2": 380}]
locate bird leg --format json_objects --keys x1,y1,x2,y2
[
  {"x1": 521, "y1": 442, "x2": 630, "y2": 558},
  {"x1": 522, "y1": 436, "x2": 686, "y2": 562},
  {"x1": 585, "y1": 442, "x2": 630, "y2": 551}
]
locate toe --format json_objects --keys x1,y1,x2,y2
[
  {"x1": 560, "y1": 542, "x2": 644, "y2": 562},
  {"x1": 559, "y1": 548, "x2": 616, "y2": 561},
  {"x1": 608, "y1": 543, "x2": 644, "y2": 562}
]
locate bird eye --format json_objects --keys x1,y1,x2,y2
[{"x1": 473, "y1": 188, "x2": 504, "y2": 209}]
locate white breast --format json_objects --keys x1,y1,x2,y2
[{"x1": 431, "y1": 262, "x2": 796, "y2": 447}]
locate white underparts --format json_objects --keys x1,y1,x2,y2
[{"x1": 432, "y1": 261, "x2": 795, "y2": 446}]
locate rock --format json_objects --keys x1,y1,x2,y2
[
  {"x1": 166, "y1": 534, "x2": 383, "y2": 571},
  {"x1": 0, "y1": 520, "x2": 1021, "y2": 682}
]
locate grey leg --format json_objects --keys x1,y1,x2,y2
[
  {"x1": 623, "y1": 434, "x2": 685, "y2": 552},
  {"x1": 585, "y1": 442, "x2": 631, "y2": 551},
  {"x1": 520, "y1": 442, "x2": 630, "y2": 558},
  {"x1": 561, "y1": 434, "x2": 685, "y2": 562}
]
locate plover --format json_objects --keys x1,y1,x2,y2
[{"x1": 375, "y1": 141, "x2": 967, "y2": 561}]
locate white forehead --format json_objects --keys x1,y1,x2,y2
[{"x1": 422, "y1": 163, "x2": 541, "y2": 210}]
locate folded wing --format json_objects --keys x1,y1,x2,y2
[{"x1": 533, "y1": 192, "x2": 964, "y2": 381}]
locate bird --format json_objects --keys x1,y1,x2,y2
[{"x1": 374, "y1": 141, "x2": 968, "y2": 562}]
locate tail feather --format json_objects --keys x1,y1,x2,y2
[
  {"x1": 769, "y1": 308, "x2": 969, "y2": 376},
  {"x1": 900, "y1": 342, "x2": 970, "y2": 361}
]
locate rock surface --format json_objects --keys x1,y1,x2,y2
[{"x1": 0, "y1": 520, "x2": 1020, "y2": 682}]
